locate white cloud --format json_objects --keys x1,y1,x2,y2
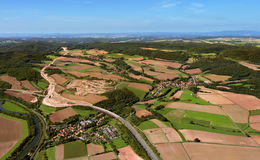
[{"x1": 160, "y1": 0, "x2": 181, "y2": 8}]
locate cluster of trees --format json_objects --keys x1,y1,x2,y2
[
  {"x1": 0, "y1": 81, "x2": 11, "y2": 90},
  {"x1": 95, "y1": 89, "x2": 139, "y2": 118}
]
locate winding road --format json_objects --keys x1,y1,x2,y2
[{"x1": 9, "y1": 53, "x2": 159, "y2": 160}]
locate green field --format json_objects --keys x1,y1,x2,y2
[
  {"x1": 2, "y1": 101, "x2": 29, "y2": 113},
  {"x1": 64, "y1": 140, "x2": 87, "y2": 159},
  {"x1": 250, "y1": 110, "x2": 260, "y2": 116},
  {"x1": 35, "y1": 150, "x2": 46, "y2": 160},
  {"x1": 127, "y1": 87, "x2": 147, "y2": 99},
  {"x1": 46, "y1": 147, "x2": 55, "y2": 160},
  {"x1": 132, "y1": 104, "x2": 147, "y2": 110},
  {"x1": 0, "y1": 113, "x2": 29, "y2": 160},
  {"x1": 72, "y1": 108, "x2": 97, "y2": 118},
  {"x1": 46, "y1": 55, "x2": 58, "y2": 60},
  {"x1": 111, "y1": 138, "x2": 127, "y2": 149},
  {"x1": 34, "y1": 80, "x2": 49, "y2": 90},
  {"x1": 39, "y1": 105, "x2": 56, "y2": 115},
  {"x1": 164, "y1": 109, "x2": 244, "y2": 136},
  {"x1": 104, "y1": 143, "x2": 113, "y2": 152},
  {"x1": 180, "y1": 90, "x2": 211, "y2": 105},
  {"x1": 138, "y1": 121, "x2": 159, "y2": 130}
]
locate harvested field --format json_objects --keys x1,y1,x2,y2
[
  {"x1": 144, "y1": 68, "x2": 178, "y2": 80},
  {"x1": 138, "y1": 99, "x2": 156, "y2": 104},
  {"x1": 69, "y1": 64, "x2": 94, "y2": 70},
  {"x1": 150, "y1": 119, "x2": 168, "y2": 128},
  {"x1": 183, "y1": 142, "x2": 260, "y2": 160},
  {"x1": 0, "y1": 116, "x2": 23, "y2": 158},
  {"x1": 67, "y1": 80, "x2": 112, "y2": 96},
  {"x1": 251, "y1": 135, "x2": 260, "y2": 145},
  {"x1": 51, "y1": 74, "x2": 68, "y2": 85},
  {"x1": 155, "y1": 143, "x2": 189, "y2": 160},
  {"x1": 128, "y1": 57, "x2": 144, "y2": 61},
  {"x1": 21, "y1": 80, "x2": 37, "y2": 91},
  {"x1": 165, "y1": 102, "x2": 225, "y2": 115},
  {"x1": 239, "y1": 61, "x2": 260, "y2": 71},
  {"x1": 118, "y1": 146, "x2": 143, "y2": 160},
  {"x1": 62, "y1": 93, "x2": 107, "y2": 104},
  {"x1": 170, "y1": 90, "x2": 183, "y2": 99},
  {"x1": 180, "y1": 129, "x2": 257, "y2": 146},
  {"x1": 250, "y1": 115, "x2": 260, "y2": 123},
  {"x1": 143, "y1": 128, "x2": 181, "y2": 144},
  {"x1": 222, "y1": 104, "x2": 249, "y2": 123},
  {"x1": 127, "y1": 83, "x2": 152, "y2": 92},
  {"x1": 184, "y1": 68, "x2": 202, "y2": 74},
  {"x1": 49, "y1": 107, "x2": 78, "y2": 123},
  {"x1": 87, "y1": 143, "x2": 104, "y2": 156},
  {"x1": 204, "y1": 74, "x2": 231, "y2": 82},
  {"x1": 221, "y1": 92, "x2": 260, "y2": 110},
  {"x1": 127, "y1": 63, "x2": 143, "y2": 72},
  {"x1": 250, "y1": 123, "x2": 260, "y2": 131},
  {"x1": 55, "y1": 144, "x2": 64, "y2": 160},
  {"x1": 128, "y1": 74, "x2": 154, "y2": 82},
  {"x1": 90, "y1": 152, "x2": 116, "y2": 160},
  {"x1": 140, "y1": 59, "x2": 182, "y2": 68},
  {"x1": 197, "y1": 93, "x2": 234, "y2": 105},
  {"x1": 0, "y1": 75, "x2": 21, "y2": 90},
  {"x1": 4, "y1": 90, "x2": 36, "y2": 103},
  {"x1": 135, "y1": 109, "x2": 152, "y2": 118}
]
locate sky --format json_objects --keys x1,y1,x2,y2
[{"x1": 0, "y1": 0, "x2": 259, "y2": 33}]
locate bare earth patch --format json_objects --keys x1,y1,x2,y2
[
  {"x1": 62, "y1": 93, "x2": 107, "y2": 104},
  {"x1": 135, "y1": 109, "x2": 152, "y2": 118},
  {"x1": 118, "y1": 146, "x2": 143, "y2": 160},
  {"x1": 87, "y1": 49, "x2": 108, "y2": 55},
  {"x1": 165, "y1": 102, "x2": 225, "y2": 115},
  {"x1": 250, "y1": 123, "x2": 260, "y2": 131},
  {"x1": 0, "y1": 75, "x2": 21, "y2": 90},
  {"x1": 90, "y1": 152, "x2": 116, "y2": 160},
  {"x1": 170, "y1": 90, "x2": 183, "y2": 99},
  {"x1": 180, "y1": 129, "x2": 257, "y2": 146},
  {"x1": 87, "y1": 143, "x2": 104, "y2": 156},
  {"x1": 222, "y1": 104, "x2": 249, "y2": 123},
  {"x1": 140, "y1": 59, "x2": 182, "y2": 68},
  {"x1": 49, "y1": 107, "x2": 78, "y2": 123},
  {"x1": 0, "y1": 116, "x2": 22, "y2": 158},
  {"x1": 197, "y1": 93, "x2": 234, "y2": 105},
  {"x1": 155, "y1": 143, "x2": 190, "y2": 160},
  {"x1": 251, "y1": 135, "x2": 260, "y2": 145},
  {"x1": 183, "y1": 142, "x2": 260, "y2": 160}
]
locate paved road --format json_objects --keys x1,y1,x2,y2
[{"x1": 8, "y1": 88, "x2": 159, "y2": 160}]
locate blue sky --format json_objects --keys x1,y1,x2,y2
[{"x1": 0, "y1": 0, "x2": 259, "y2": 33}]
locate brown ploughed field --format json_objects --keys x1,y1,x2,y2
[
  {"x1": 165, "y1": 102, "x2": 225, "y2": 115},
  {"x1": 251, "y1": 135, "x2": 260, "y2": 145},
  {"x1": 90, "y1": 152, "x2": 116, "y2": 160},
  {"x1": 183, "y1": 142, "x2": 260, "y2": 160},
  {"x1": 51, "y1": 74, "x2": 68, "y2": 85},
  {"x1": 118, "y1": 146, "x2": 143, "y2": 160},
  {"x1": 250, "y1": 123, "x2": 260, "y2": 131},
  {"x1": 249, "y1": 115, "x2": 260, "y2": 123},
  {"x1": 69, "y1": 64, "x2": 94, "y2": 70},
  {"x1": 184, "y1": 68, "x2": 202, "y2": 74},
  {"x1": 0, "y1": 75, "x2": 21, "y2": 90},
  {"x1": 49, "y1": 107, "x2": 78, "y2": 123},
  {"x1": 87, "y1": 143, "x2": 104, "y2": 156},
  {"x1": 55, "y1": 144, "x2": 64, "y2": 160},
  {"x1": 170, "y1": 90, "x2": 183, "y2": 99},
  {"x1": 140, "y1": 59, "x2": 182, "y2": 68},
  {"x1": 0, "y1": 116, "x2": 22, "y2": 158},
  {"x1": 239, "y1": 61, "x2": 260, "y2": 71},
  {"x1": 135, "y1": 109, "x2": 152, "y2": 118},
  {"x1": 180, "y1": 129, "x2": 257, "y2": 146},
  {"x1": 155, "y1": 143, "x2": 190, "y2": 160},
  {"x1": 128, "y1": 74, "x2": 154, "y2": 82},
  {"x1": 197, "y1": 93, "x2": 234, "y2": 105},
  {"x1": 4, "y1": 90, "x2": 36, "y2": 103},
  {"x1": 21, "y1": 80, "x2": 38, "y2": 91},
  {"x1": 127, "y1": 83, "x2": 152, "y2": 92},
  {"x1": 57, "y1": 57, "x2": 94, "y2": 64}
]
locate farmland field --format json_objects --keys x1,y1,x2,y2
[
  {"x1": 112, "y1": 138, "x2": 128, "y2": 149},
  {"x1": 138, "y1": 121, "x2": 159, "y2": 130},
  {"x1": 64, "y1": 140, "x2": 87, "y2": 159}
]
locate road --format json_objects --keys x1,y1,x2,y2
[{"x1": 9, "y1": 53, "x2": 159, "y2": 160}]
